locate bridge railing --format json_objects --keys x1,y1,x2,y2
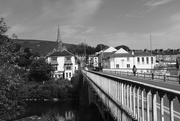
[
  {"x1": 103, "y1": 70, "x2": 180, "y2": 84},
  {"x1": 82, "y1": 69, "x2": 180, "y2": 121}
]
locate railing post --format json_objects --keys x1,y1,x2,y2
[
  {"x1": 159, "y1": 92, "x2": 165, "y2": 121},
  {"x1": 137, "y1": 87, "x2": 140, "y2": 120},
  {"x1": 137, "y1": 72, "x2": 138, "y2": 78},
  {"x1": 119, "y1": 82, "x2": 121, "y2": 104},
  {"x1": 121, "y1": 83, "x2": 124, "y2": 105},
  {"x1": 144, "y1": 72, "x2": 146, "y2": 78},
  {"x1": 152, "y1": 90, "x2": 157, "y2": 121},
  {"x1": 129, "y1": 85, "x2": 132, "y2": 112},
  {"x1": 141, "y1": 88, "x2": 144, "y2": 121},
  {"x1": 179, "y1": 75, "x2": 180, "y2": 84},
  {"x1": 164, "y1": 74, "x2": 166, "y2": 82},
  {"x1": 124, "y1": 84, "x2": 127, "y2": 107},
  {"x1": 133, "y1": 86, "x2": 136, "y2": 118},
  {"x1": 127, "y1": 84, "x2": 129, "y2": 109},
  {"x1": 168, "y1": 95, "x2": 175, "y2": 121},
  {"x1": 152, "y1": 73, "x2": 154, "y2": 80},
  {"x1": 146, "y1": 90, "x2": 150, "y2": 121}
]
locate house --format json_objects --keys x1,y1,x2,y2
[
  {"x1": 46, "y1": 25, "x2": 78, "y2": 80},
  {"x1": 97, "y1": 47, "x2": 117, "y2": 67},
  {"x1": 103, "y1": 48, "x2": 156, "y2": 73},
  {"x1": 47, "y1": 49, "x2": 78, "y2": 80},
  {"x1": 88, "y1": 55, "x2": 98, "y2": 68}
]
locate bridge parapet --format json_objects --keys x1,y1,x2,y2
[{"x1": 82, "y1": 70, "x2": 180, "y2": 121}]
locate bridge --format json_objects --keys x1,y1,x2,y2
[{"x1": 81, "y1": 69, "x2": 180, "y2": 121}]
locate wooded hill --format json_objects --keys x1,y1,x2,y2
[{"x1": 14, "y1": 39, "x2": 110, "y2": 56}]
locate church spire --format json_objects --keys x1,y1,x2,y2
[{"x1": 57, "y1": 25, "x2": 62, "y2": 51}]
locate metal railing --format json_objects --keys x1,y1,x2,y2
[{"x1": 103, "y1": 70, "x2": 180, "y2": 84}]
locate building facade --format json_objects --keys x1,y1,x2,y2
[
  {"x1": 88, "y1": 55, "x2": 99, "y2": 68},
  {"x1": 46, "y1": 26, "x2": 78, "y2": 80},
  {"x1": 103, "y1": 48, "x2": 156, "y2": 73},
  {"x1": 47, "y1": 50, "x2": 78, "y2": 80}
]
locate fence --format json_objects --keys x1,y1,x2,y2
[{"x1": 103, "y1": 70, "x2": 180, "y2": 84}]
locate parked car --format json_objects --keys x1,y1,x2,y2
[{"x1": 93, "y1": 67, "x2": 100, "y2": 71}]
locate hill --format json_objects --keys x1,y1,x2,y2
[{"x1": 14, "y1": 39, "x2": 77, "y2": 55}]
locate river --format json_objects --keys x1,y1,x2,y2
[{"x1": 18, "y1": 100, "x2": 103, "y2": 121}]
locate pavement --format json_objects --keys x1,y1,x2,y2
[{"x1": 99, "y1": 71, "x2": 180, "y2": 93}]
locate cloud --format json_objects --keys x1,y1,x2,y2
[
  {"x1": 60, "y1": 25, "x2": 79, "y2": 38},
  {"x1": 40, "y1": 0, "x2": 102, "y2": 24},
  {"x1": 100, "y1": 27, "x2": 180, "y2": 49},
  {"x1": 0, "y1": 13, "x2": 10, "y2": 18},
  {"x1": 170, "y1": 13, "x2": 180, "y2": 23},
  {"x1": 144, "y1": 0, "x2": 173, "y2": 7},
  {"x1": 8, "y1": 24, "x2": 30, "y2": 34},
  {"x1": 84, "y1": 27, "x2": 96, "y2": 34},
  {"x1": 72, "y1": 0, "x2": 102, "y2": 23}
]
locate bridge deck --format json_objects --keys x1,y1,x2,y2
[{"x1": 102, "y1": 71, "x2": 180, "y2": 94}]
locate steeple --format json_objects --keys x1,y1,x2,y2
[{"x1": 57, "y1": 25, "x2": 62, "y2": 51}]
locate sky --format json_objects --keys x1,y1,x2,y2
[{"x1": 0, "y1": 0, "x2": 180, "y2": 49}]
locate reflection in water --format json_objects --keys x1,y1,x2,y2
[
  {"x1": 25, "y1": 100, "x2": 103, "y2": 121},
  {"x1": 55, "y1": 111, "x2": 75, "y2": 121}
]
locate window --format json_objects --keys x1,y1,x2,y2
[
  {"x1": 66, "y1": 65, "x2": 71, "y2": 70},
  {"x1": 151, "y1": 57, "x2": 153, "y2": 64},
  {"x1": 137, "y1": 57, "x2": 140, "y2": 64},
  {"x1": 66, "y1": 57, "x2": 71, "y2": 60},
  {"x1": 127, "y1": 64, "x2": 130, "y2": 68},
  {"x1": 66, "y1": 73, "x2": 68, "y2": 78},
  {"x1": 127, "y1": 57, "x2": 130, "y2": 62},
  {"x1": 51, "y1": 57, "x2": 57, "y2": 61},
  {"x1": 53, "y1": 65, "x2": 58, "y2": 71},
  {"x1": 142, "y1": 57, "x2": 144, "y2": 64},
  {"x1": 116, "y1": 64, "x2": 119, "y2": 68},
  {"x1": 146, "y1": 57, "x2": 149, "y2": 64},
  {"x1": 69, "y1": 73, "x2": 71, "y2": 77}
]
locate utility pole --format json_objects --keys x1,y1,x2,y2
[
  {"x1": 84, "y1": 39, "x2": 86, "y2": 64},
  {"x1": 150, "y1": 35, "x2": 152, "y2": 72}
]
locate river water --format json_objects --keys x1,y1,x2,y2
[{"x1": 23, "y1": 100, "x2": 103, "y2": 121}]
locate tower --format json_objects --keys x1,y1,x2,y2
[{"x1": 57, "y1": 25, "x2": 62, "y2": 51}]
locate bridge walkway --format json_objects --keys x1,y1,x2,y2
[{"x1": 102, "y1": 71, "x2": 180, "y2": 93}]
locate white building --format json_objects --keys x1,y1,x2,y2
[
  {"x1": 47, "y1": 49, "x2": 78, "y2": 80},
  {"x1": 98, "y1": 47, "x2": 117, "y2": 67},
  {"x1": 46, "y1": 26, "x2": 78, "y2": 80},
  {"x1": 88, "y1": 55, "x2": 98, "y2": 67},
  {"x1": 103, "y1": 48, "x2": 156, "y2": 73}
]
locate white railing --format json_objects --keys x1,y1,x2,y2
[{"x1": 82, "y1": 69, "x2": 180, "y2": 121}]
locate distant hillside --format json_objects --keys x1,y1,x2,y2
[{"x1": 14, "y1": 39, "x2": 77, "y2": 55}]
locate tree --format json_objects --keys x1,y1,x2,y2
[
  {"x1": 29, "y1": 58, "x2": 54, "y2": 82},
  {"x1": 0, "y1": 18, "x2": 8, "y2": 35},
  {"x1": 95, "y1": 44, "x2": 109, "y2": 52},
  {"x1": 0, "y1": 18, "x2": 26, "y2": 120},
  {"x1": 115, "y1": 45, "x2": 131, "y2": 51}
]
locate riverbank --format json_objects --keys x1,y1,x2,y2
[{"x1": 8, "y1": 72, "x2": 82, "y2": 121}]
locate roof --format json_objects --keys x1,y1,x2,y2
[
  {"x1": 115, "y1": 48, "x2": 128, "y2": 54},
  {"x1": 48, "y1": 50, "x2": 74, "y2": 57},
  {"x1": 104, "y1": 51, "x2": 154, "y2": 59},
  {"x1": 104, "y1": 47, "x2": 117, "y2": 53},
  {"x1": 133, "y1": 51, "x2": 154, "y2": 56},
  {"x1": 110, "y1": 53, "x2": 133, "y2": 57}
]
